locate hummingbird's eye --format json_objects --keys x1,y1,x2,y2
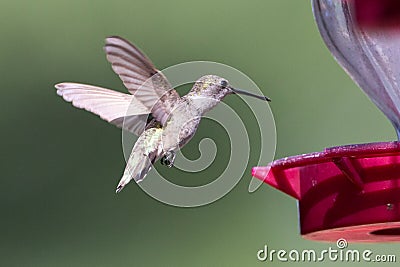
[{"x1": 219, "y1": 80, "x2": 228, "y2": 89}]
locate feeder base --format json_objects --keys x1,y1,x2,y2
[{"x1": 304, "y1": 222, "x2": 400, "y2": 243}]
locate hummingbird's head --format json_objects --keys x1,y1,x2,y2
[
  {"x1": 189, "y1": 75, "x2": 271, "y2": 102},
  {"x1": 189, "y1": 75, "x2": 232, "y2": 101}
]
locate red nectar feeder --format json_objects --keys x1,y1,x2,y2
[
  {"x1": 253, "y1": 142, "x2": 400, "y2": 242},
  {"x1": 252, "y1": 0, "x2": 400, "y2": 242}
]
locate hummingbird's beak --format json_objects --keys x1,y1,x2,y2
[{"x1": 231, "y1": 88, "x2": 271, "y2": 101}]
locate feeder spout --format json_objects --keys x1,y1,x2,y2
[{"x1": 252, "y1": 166, "x2": 301, "y2": 200}]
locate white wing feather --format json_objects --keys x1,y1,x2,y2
[{"x1": 55, "y1": 82, "x2": 150, "y2": 135}]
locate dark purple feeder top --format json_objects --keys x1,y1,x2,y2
[{"x1": 352, "y1": 0, "x2": 400, "y2": 29}]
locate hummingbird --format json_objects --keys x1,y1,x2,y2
[{"x1": 55, "y1": 36, "x2": 270, "y2": 193}]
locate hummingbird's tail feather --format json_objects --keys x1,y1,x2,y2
[{"x1": 116, "y1": 128, "x2": 163, "y2": 193}]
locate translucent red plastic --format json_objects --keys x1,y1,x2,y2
[{"x1": 252, "y1": 142, "x2": 400, "y2": 242}]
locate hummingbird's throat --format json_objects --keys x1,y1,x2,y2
[{"x1": 186, "y1": 95, "x2": 222, "y2": 115}]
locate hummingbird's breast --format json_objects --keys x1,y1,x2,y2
[{"x1": 161, "y1": 98, "x2": 201, "y2": 152}]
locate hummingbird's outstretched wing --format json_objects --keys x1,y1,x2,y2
[
  {"x1": 55, "y1": 82, "x2": 151, "y2": 135},
  {"x1": 104, "y1": 36, "x2": 180, "y2": 126}
]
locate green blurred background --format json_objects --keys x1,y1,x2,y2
[{"x1": 1, "y1": 0, "x2": 399, "y2": 266}]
